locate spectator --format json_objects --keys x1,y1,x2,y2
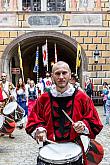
[
  {"x1": 101, "y1": 82, "x2": 109, "y2": 116},
  {"x1": 85, "y1": 78, "x2": 93, "y2": 98},
  {"x1": 105, "y1": 87, "x2": 110, "y2": 125}
]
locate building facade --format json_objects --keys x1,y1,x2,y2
[{"x1": 0, "y1": 0, "x2": 110, "y2": 90}]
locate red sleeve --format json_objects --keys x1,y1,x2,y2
[
  {"x1": 25, "y1": 97, "x2": 47, "y2": 135},
  {"x1": 81, "y1": 95, "x2": 103, "y2": 139}
]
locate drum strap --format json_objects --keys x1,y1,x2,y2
[{"x1": 77, "y1": 136, "x2": 88, "y2": 165}]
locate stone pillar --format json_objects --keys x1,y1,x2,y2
[
  {"x1": 17, "y1": 0, "x2": 22, "y2": 11},
  {"x1": 41, "y1": 0, "x2": 47, "y2": 11}
]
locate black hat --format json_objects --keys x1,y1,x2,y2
[{"x1": 71, "y1": 73, "x2": 79, "y2": 81}]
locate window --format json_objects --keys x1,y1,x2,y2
[
  {"x1": 47, "y1": 0, "x2": 66, "y2": 11},
  {"x1": 2, "y1": 0, "x2": 10, "y2": 10},
  {"x1": 22, "y1": 0, "x2": 31, "y2": 11},
  {"x1": 32, "y1": 0, "x2": 41, "y2": 11},
  {"x1": 22, "y1": 0, "x2": 41, "y2": 11}
]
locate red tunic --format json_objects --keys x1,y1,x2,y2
[
  {"x1": 26, "y1": 90, "x2": 103, "y2": 142},
  {"x1": 0, "y1": 87, "x2": 3, "y2": 102}
]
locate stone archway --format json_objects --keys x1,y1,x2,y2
[{"x1": 1, "y1": 31, "x2": 88, "y2": 87}]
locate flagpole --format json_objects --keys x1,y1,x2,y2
[
  {"x1": 55, "y1": 43, "x2": 57, "y2": 63},
  {"x1": 37, "y1": 46, "x2": 39, "y2": 84},
  {"x1": 46, "y1": 39, "x2": 48, "y2": 71},
  {"x1": 21, "y1": 66, "x2": 24, "y2": 82},
  {"x1": 76, "y1": 53, "x2": 78, "y2": 75}
]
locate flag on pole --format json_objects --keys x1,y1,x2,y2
[
  {"x1": 55, "y1": 43, "x2": 57, "y2": 63},
  {"x1": 42, "y1": 40, "x2": 48, "y2": 67},
  {"x1": 18, "y1": 43, "x2": 24, "y2": 81},
  {"x1": 18, "y1": 44, "x2": 23, "y2": 71},
  {"x1": 76, "y1": 43, "x2": 81, "y2": 68},
  {"x1": 33, "y1": 48, "x2": 39, "y2": 73}
]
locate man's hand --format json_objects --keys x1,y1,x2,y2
[
  {"x1": 73, "y1": 121, "x2": 85, "y2": 134},
  {"x1": 35, "y1": 130, "x2": 47, "y2": 143}
]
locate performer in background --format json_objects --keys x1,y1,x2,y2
[
  {"x1": 36, "y1": 77, "x2": 45, "y2": 96},
  {"x1": 25, "y1": 78, "x2": 31, "y2": 91},
  {"x1": 43, "y1": 72, "x2": 52, "y2": 92},
  {"x1": 70, "y1": 73, "x2": 83, "y2": 91},
  {"x1": 28, "y1": 80, "x2": 38, "y2": 117},
  {"x1": 26, "y1": 61, "x2": 103, "y2": 165},
  {"x1": 0, "y1": 72, "x2": 15, "y2": 138},
  {"x1": 14, "y1": 77, "x2": 28, "y2": 129}
]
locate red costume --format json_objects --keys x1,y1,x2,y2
[
  {"x1": 0, "y1": 86, "x2": 3, "y2": 102},
  {"x1": 26, "y1": 90, "x2": 103, "y2": 141}
]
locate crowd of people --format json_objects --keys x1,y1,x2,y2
[
  {"x1": 0, "y1": 61, "x2": 105, "y2": 164},
  {"x1": 0, "y1": 71, "x2": 53, "y2": 137}
]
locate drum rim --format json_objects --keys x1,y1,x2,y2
[
  {"x1": 0, "y1": 115, "x2": 5, "y2": 129},
  {"x1": 3, "y1": 102, "x2": 17, "y2": 115},
  {"x1": 38, "y1": 154, "x2": 82, "y2": 164},
  {"x1": 38, "y1": 142, "x2": 82, "y2": 164}
]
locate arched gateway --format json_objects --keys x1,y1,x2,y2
[{"x1": 1, "y1": 31, "x2": 87, "y2": 87}]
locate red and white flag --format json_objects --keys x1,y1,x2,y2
[
  {"x1": 42, "y1": 40, "x2": 48, "y2": 67},
  {"x1": 55, "y1": 43, "x2": 57, "y2": 63}
]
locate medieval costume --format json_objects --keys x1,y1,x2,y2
[
  {"x1": 26, "y1": 84, "x2": 103, "y2": 164},
  {"x1": 14, "y1": 78, "x2": 28, "y2": 129},
  {"x1": 28, "y1": 86, "x2": 38, "y2": 116},
  {"x1": 26, "y1": 85, "x2": 102, "y2": 140}
]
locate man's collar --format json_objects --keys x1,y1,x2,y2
[{"x1": 50, "y1": 83, "x2": 75, "y2": 97}]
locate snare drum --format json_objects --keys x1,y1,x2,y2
[
  {"x1": 38, "y1": 142, "x2": 83, "y2": 165},
  {"x1": 0, "y1": 114, "x2": 15, "y2": 134},
  {"x1": 3, "y1": 102, "x2": 24, "y2": 122}
]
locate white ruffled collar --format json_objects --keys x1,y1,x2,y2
[{"x1": 50, "y1": 83, "x2": 75, "y2": 97}]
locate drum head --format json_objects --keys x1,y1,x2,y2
[
  {"x1": 0, "y1": 115, "x2": 4, "y2": 128},
  {"x1": 80, "y1": 135, "x2": 90, "y2": 153},
  {"x1": 3, "y1": 102, "x2": 17, "y2": 115},
  {"x1": 39, "y1": 142, "x2": 82, "y2": 164}
]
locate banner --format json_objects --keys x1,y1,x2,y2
[
  {"x1": 76, "y1": 43, "x2": 81, "y2": 68},
  {"x1": 33, "y1": 49, "x2": 39, "y2": 73},
  {"x1": 42, "y1": 40, "x2": 48, "y2": 67},
  {"x1": 18, "y1": 43, "x2": 24, "y2": 81},
  {"x1": 18, "y1": 44, "x2": 23, "y2": 71}
]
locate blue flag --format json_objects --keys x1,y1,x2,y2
[{"x1": 33, "y1": 49, "x2": 39, "y2": 72}]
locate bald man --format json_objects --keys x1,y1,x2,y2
[{"x1": 26, "y1": 61, "x2": 103, "y2": 165}]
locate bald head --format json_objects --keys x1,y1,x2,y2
[
  {"x1": 52, "y1": 61, "x2": 71, "y2": 73},
  {"x1": 51, "y1": 61, "x2": 71, "y2": 93}
]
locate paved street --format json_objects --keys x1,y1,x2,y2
[{"x1": 0, "y1": 106, "x2": 110, "y2": 165}]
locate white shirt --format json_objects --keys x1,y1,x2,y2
[{"x1": 43, "y1": 77, "x2": 52, "y2": 89}]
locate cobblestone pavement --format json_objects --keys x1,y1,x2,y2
[{"x1": 0, "y1": 106, "x2": 110, "y2": 165}]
